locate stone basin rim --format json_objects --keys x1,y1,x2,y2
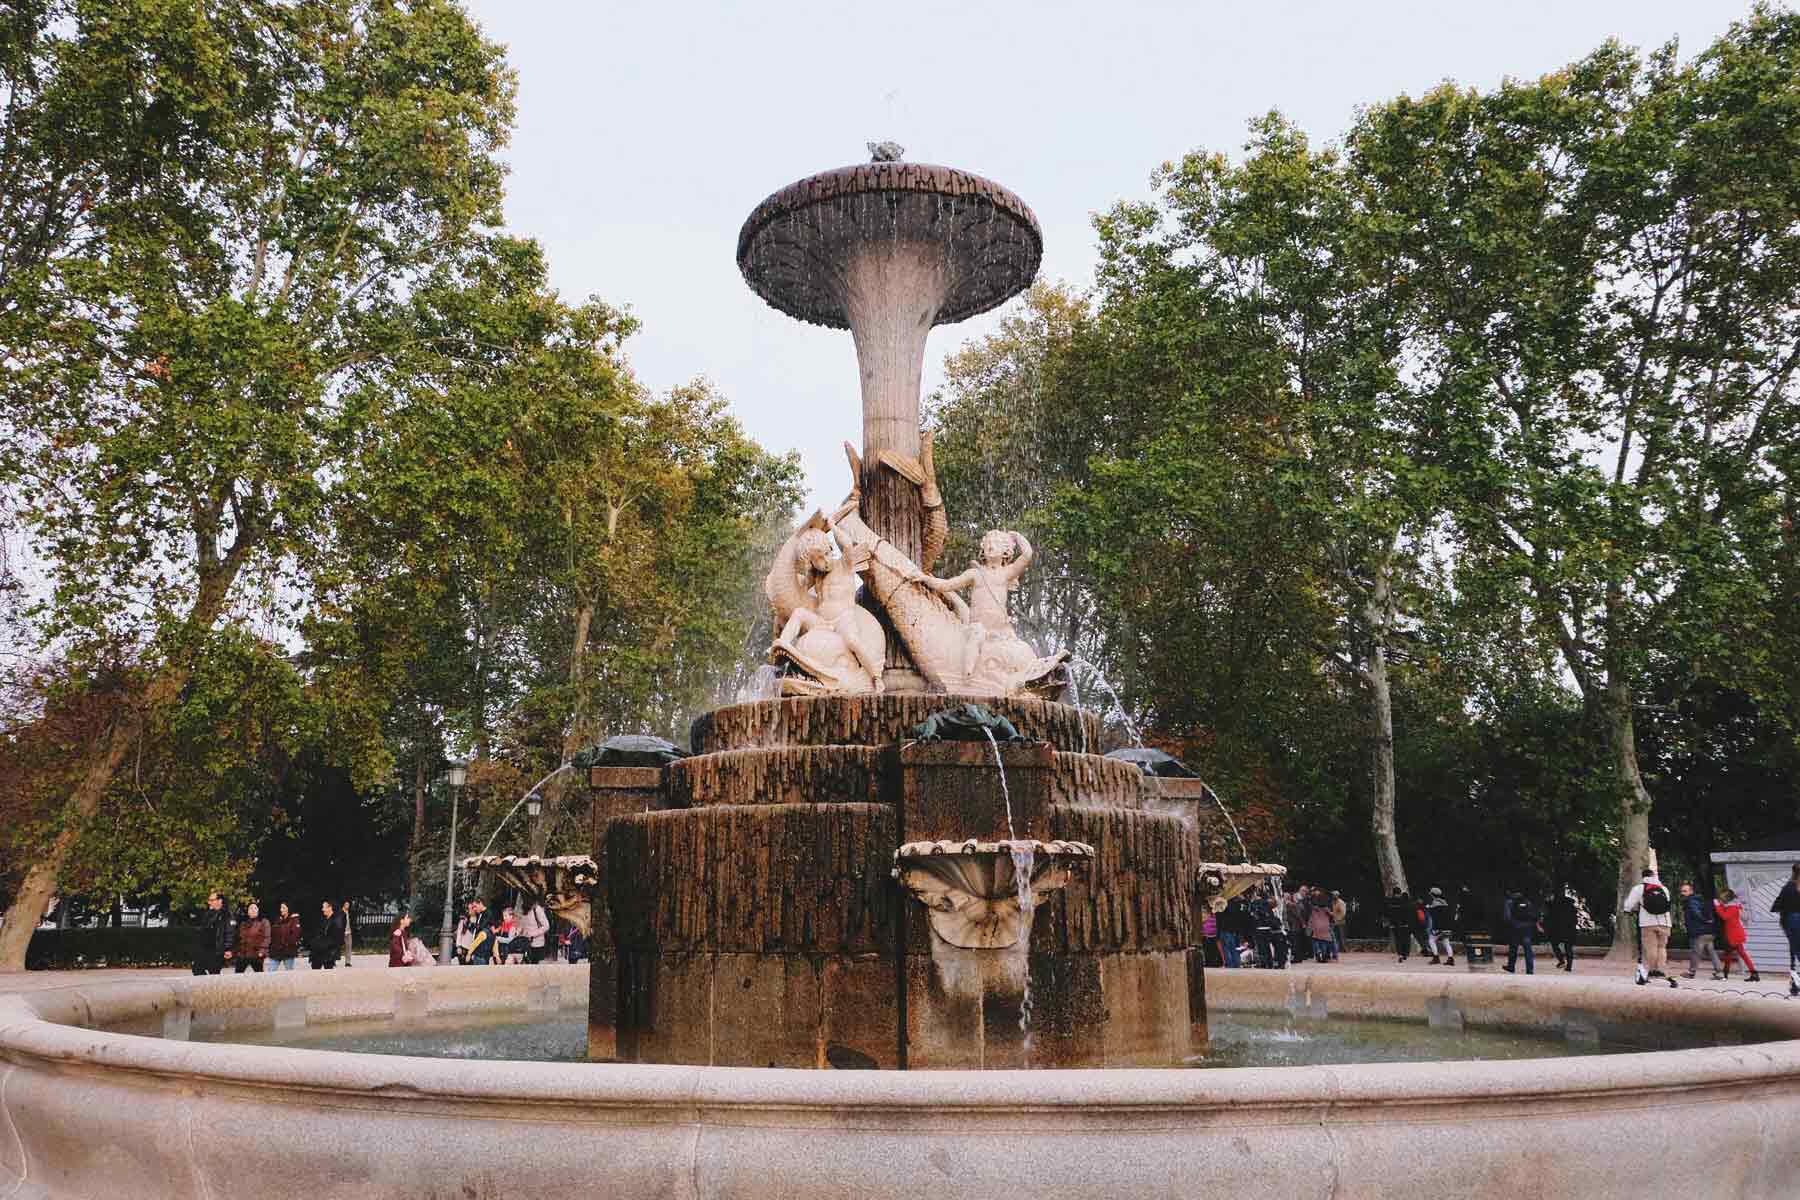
[{"x1": 7, "y1": 967, "x2": 1800, "y2": 1109}]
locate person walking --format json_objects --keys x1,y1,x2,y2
[
  {"x1": 191, "y1": 891, "x2": 236, "y2": 976},
  {"x1": 1543, "y1": 886, "x2": 1578, "y2": 973},
  {"x1": 1409, "y1": 892, "x2": 1433, "y2": 963},
  {"x1": 1218, "y1": 897, "x2": 1249, "y2": 968},
  {"x1": 519, "y1": 899, "x2": 551, "y2": 965},
  {"x1": 1282, "y1": 887, "x2": 1307, "y2": 968},
  {"x1": 1714, "y1": 889, "x2": 1760, "y2": 982},
  {"x1": 1329, "y1": 892, "x2": 1348, "y2": 961},
  {"x1": 234, "y1": 902, "x2": 270, "y2": 973},
  {"x1": 1680, "y1": 882, "x2": 1723, "y2": 980},
  {"x1": 267, "y1": 902, "x2": 303, "y2": 971},
  {"x1": 1623, "y1": 869, "x2": 1675, "y2": 980},
  {"x1": 1384, "y1": 888, "x2": 1413, "y2": 962},
  {"x1": 309, "y1": 900, "x2": 345, "y2": 970},
  {"x1": 1306, "y1": 889, "x2": 1334, "y2": 963},
  {"x1": 1249, "y1": 893, "x2": 1280, "y2": 969},
  {"x1": 1772, "y1": 864, "x2": 1800, "y2": 995},
  {"x1": 388, "y1": 913, "x2": 415, "y2": 966},
  {"x1": 1425, "y1": 888, "x2": 1454, "y2": 965},
  {"x1": 1502, "y1": 888, "x2": 1537, "y2": 975}
]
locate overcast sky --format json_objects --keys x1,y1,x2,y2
[{"x1": 464, "y1": 1, "x2": 1749, "y2": 510}]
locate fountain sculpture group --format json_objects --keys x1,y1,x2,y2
[{"x1": 571, "y1": 148, "x2": 1254, "y2": 1068}]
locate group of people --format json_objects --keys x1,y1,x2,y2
[
  {"x1": 1624, "y1": 865, "x2": 1800, "y2": 986},
  {"x1": 191, "y1": 893, "x2": 352, "y2": 975},
  {"x1": 195, "y1": 892, "x2": 588, "y2": 974},
  {"x1": 1373, "y1": 864, "x2": 1800, "y2": 986},
  {"x1": 1205, "y1": 884, "x2": 1347, "y2": 968},
  {"x1": 450, "y1": 898, "x2": 581, "y2": 966}
]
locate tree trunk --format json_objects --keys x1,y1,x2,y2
[
  {"x1": 407, "y1": 751, "x2": 427, "y2": 902},
  {"x1": 531, "y1": 600, "x2": 594, "y2": 857},
  {"x1": 1362, "y1": 556, "x2": 1407, "y2": 896},
  {"x1": 1367, "y1": 638, "x2": 1406, "y2": 896},
  {"x1": 0, "y1": 666, "x2": 188, "y2": 970},
  {"x1": 0, "y1": 548, "x2": 246, "y2": 971},
  {"x1": 1605, "y1": 670, "x2": 1653, "y2": 960}
]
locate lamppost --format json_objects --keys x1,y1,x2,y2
[{"x1": 439, "y1": 760, "x2": 467, "y2": 966}]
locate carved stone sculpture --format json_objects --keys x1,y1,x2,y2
[
  {"x1": 892, "y1": 839, "x2": 1093, "y2": 948},
  {"x1": 820, "y1": 455, "x2": 1067, "y2": 699},
  {"x1": 914, "y1": 529, "x2": 1071, "y2": 696},
  {"x1": 765, "y1": 512, "x2": 885, "y2": 695}
]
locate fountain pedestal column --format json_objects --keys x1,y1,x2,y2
[{"x1": 587, "y1": 765, "x2": 669, "y2": 1060}]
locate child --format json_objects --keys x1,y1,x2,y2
[{"x1": 1715, "y1": 889, "x2": 1761, "y2": 982}]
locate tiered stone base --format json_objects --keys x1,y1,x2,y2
[{"x1": 590, "y1": 695, "x2": 1214, "y2": 1068}]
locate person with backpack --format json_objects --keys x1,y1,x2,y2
[
  {"x1": 1714, "y1": 888, "x2": 1760, "y2": 982},
  {"x1": 1249, "y1": 893, "x2": 1282, "y2": 969},
  {"x1": 1502, "y1": 888, "x2": 1538, "y2": 974},
  {"x1": 1425, "y1": 888, "x2": 1454, "y2": 965},
  {"x1": 1623, "y1": 868, "x2": 1675, "y2": 980},
  {"x1": 1680, "y1": 881, "x2": 1723, "y2": 980},
  {"x1": 1384, "y1": 887, "x2": 1414, "y2": 962},
  {"x1": 1543, "y1": 886, "x2": 1578, "y2": 973}
]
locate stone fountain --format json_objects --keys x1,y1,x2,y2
[
  {"x1": 573, "y1": 148, "x2": 1229, "y2": 1068},
  {"x1": 8, "y1": 148, "x2": 1800, "y2": 1200}
]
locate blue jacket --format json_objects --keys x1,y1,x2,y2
[{"x1": 1683, "y1": 893, "x2": 1715, "y2": 936}]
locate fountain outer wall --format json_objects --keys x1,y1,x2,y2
[{"x1": 591, "y1": 693, "x2": 1208, "y2": 1068}]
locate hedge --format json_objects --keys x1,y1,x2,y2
[{"x1": 25, "y1": 927, "x2": 197, "y2": 969}]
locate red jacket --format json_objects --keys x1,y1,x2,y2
[
  {"x1": 388, "y1": 928, "x2": 410, "y2": 967},
  {"x1": 1714, "y1": 899, "x2": 1749, "y2": 947},
  {"x1": 268, "y1": 914, "x2": 303, "y2": 959}
]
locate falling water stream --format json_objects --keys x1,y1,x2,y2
[
  {"x1": 1066, "y1": 657, "x2": 1144, "y2": 749},
  {"x1": 980, "y1": 726, "x2": 1017, "y2": 840},
  {"x1": 981, "y1": 725, "x2": 1036, "y2": 1060}
]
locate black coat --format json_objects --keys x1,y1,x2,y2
[
  {"x1": 199, "y1": 906, "x2": 237, "y2": 955},
  {"x1": 1543, "y1": 895, "x2": 1578, "y2": 939},
  {"x1": 1383, "y1": 894, "x2": 1414, "y2": 931},
  {"x1": 310, "y1": 911, "x2": 346, "y2": 959}
]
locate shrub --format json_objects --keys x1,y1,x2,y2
[{"x1": 25, "y1": 927, "x2": 197, "y2": 969}]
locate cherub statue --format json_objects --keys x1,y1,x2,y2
[
  {"x1": 764, "y1": 507, "x2": 885, "y2": 695},
  {"x1": 914, "y1": 530, "x2": 1069, "y2": 694}
]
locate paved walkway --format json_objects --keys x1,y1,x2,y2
[{"x1": 1265, "y1": 949, "x2": 1800, "y2": 1000}]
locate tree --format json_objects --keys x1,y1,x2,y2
[
  {"x1": 0, "y1": 0, "x2": 519, "y2": 968},
  {"x1": 1350, "y1": 8, "x2": 1800, "y2": 952},
  {"x1": 1044, "y1": 117, "x2": 1451, "y2": 890}
]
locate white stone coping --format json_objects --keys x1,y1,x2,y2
[
  {"x1": 1200, "y1": 861, "x2": 1288, "y2": 876},
  {"x1": 460, "y1": 854, "x2": 599, "y2": 869},
  {"x1": 1709, "y1": 849, "x2": 1800, "y2": 863},
  {"x1": 894, "y1": 838, "x2": 1095, "y2": 858},
  {"x1": 4, "y1": 965, "x2": 1800, "y2": 1198}
]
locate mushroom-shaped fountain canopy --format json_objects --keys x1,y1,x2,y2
[
  {"x1": 737, "y1": 153, "x2": 1043, "y2": 329},
  {"x1": 1104, "y1": 747, "x2": 1200, "y2": 778},
  {"x1": 571, "y1": 734, "x2": 689, "y2": 769}
]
